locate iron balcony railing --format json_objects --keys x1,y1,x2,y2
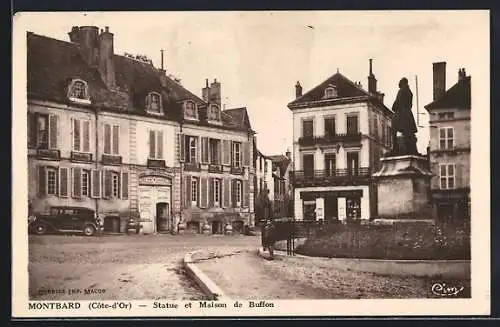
[
  {"x1": 298, "y1": 132, "x2": 362, "y2": 146},
  {"x1": 291, "y1": 167, "x2": 371, "y2": 186}
]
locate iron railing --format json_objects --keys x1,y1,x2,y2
[
  {"x1": 298, "y1": 132, "x2": 362, "y2": 146},
  {"x1": 291, "y1": 167, "x2": 371, "y2": 186}
]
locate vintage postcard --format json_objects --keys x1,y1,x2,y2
[{"x1": 12, "y1": 10, "x2": 490, "y2": 318}]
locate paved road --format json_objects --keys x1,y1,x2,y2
[{"x1": 28, "y1": 234, "x2": 261, "y2": 300}]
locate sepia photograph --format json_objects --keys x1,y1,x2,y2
[{"x1": 12, "y1": 10, "x2": 490, "y2": 317}]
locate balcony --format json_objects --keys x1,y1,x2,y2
[
  {"x1": 208, "y1": 164, "x2": 223, "y2": 173},
  {"x1": 36, "y1": 148, "x2": 61, "y2": 160},
  {"x1": 102, "y1": 154, "x2": 122, "y2": 165},
  {"x1": 298, "y1": 132, "x2": 362, "y2": 147},
  {"x1": 147, "y1": 159, "x2": 166, "y2": 168},
  {"x1": 184, "y1": 162, "x2": 201, "y2": 172},
  {"x1": 71, "y1": 151, "x2": 93, "y2": 162},
  {"x1": 291, "y1": 167, "x2": 371, "y2": 187},
  {"x1": 231, "y1": 166, "x2": 244, "y2": 175}
]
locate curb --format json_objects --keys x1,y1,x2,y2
[{"x1": 183, "y1": 251, "x2": 229, "y2": 301}]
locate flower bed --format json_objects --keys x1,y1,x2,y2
[{"x1": 294, "y1": 221, "x2": 470, "y2": 260}]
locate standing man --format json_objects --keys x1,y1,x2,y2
[{"x1": 391, "y1": 77, "x2": 418, "y2": 155}]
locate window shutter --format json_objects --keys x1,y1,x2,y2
[
  {"x1": 222, "y1": 140, "x2": 230, "y2": 165},
  {"x1": 201, "y1": 137, "x2": 208, "y2": 163},
  {"x1": 49, "y1": 115, "x2": 58, "y2": 149},
  {"x1": 104, "y1": 124, "x2": 111, "y2": 154},
  {"x1": 91, "y1": 170, "x2": 101, "y2": 198},
  {"x1": 208, "y1": 178, "x2": 214, "y2": 208},
  {"x1": 73, "y1": 118, "x2": 80, "y2": 151},
  {"x1": 28, "y1": 113, "x2": 37, "y2": 148},
  {"x1": 184, "y1": 175, "x2": 191, "y2": 208},
  {"x1": 72, "y1": 167, "x2": 82, "y2": 198},
  {"x1": 223, "y1": 178, "x2": 230, "y2": 208},
  {"x1": 112, "y1": 125, "x2": 119, "y2": 155},
  {"x1": 157, "y1": 131, "x2": 163, "y2": 159},
  {"x1": 230, "y1": 141, "x2": 235, "y2": 166},
  {"x1": 179, "y1": 133, "x2": 185, "y2": 162},
  {"x1": 231, "y1": 180, "x2": 237, "y2": 207},
  {"x1": 83, "y1": 120, "x2": 90, "y2": 152},
  {"x1": 243, "y1": 179, "x2": 249, "y2": 207},
  {"x1": 200, "y1": 177, "x2": 208, "y2": 208},
  {"x1": 38, "y1": 166, "x2": 46, "y2": 196},
  {"x1": 102, "y1": 170, "x2": 112, "y2": 199},
  {"x1": 149, "y1": 130, "x2": 156, "y2": 158},
  {"x1": 243, "y1": 142, "x2": 249, "y2": 166},
  {"x1": 59, "y1": 167, "x2": 69, "y2": 197},
  {"x1": 121, "y1": 172, "x2": 129, "y2": 199}
]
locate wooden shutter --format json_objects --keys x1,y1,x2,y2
[
  {"x1": 73, "y1": 118, "x2": 80, "y2": 151},
  {"x1": 243, "y1": 179, "x2": 249, "y2": 207},
  {"x1": 38, "y1": 166, "x2": 46, "y2": 196},
  {"x1": 208, "y1": 178, "x2": 214, "y2": 208},
  {"x1": 157, "y1": 131, "x2": 163, "y2": 159},
  {"x1": 149, "y1": 130, "x2": 156, "y2": 158},
  {"x1": 222, "y1": 140, "x2": 230, "y2": 165},
  {"x1": 59, "y1": 167, "x2": 69, "y2": 197},
  {"x1": 112, "y1": 125, "x2": 119, "y2": 155},
  {"x1": 231, "y1": 180, "x2": 237, "y2": 207},
  {"x1": 201, "y1": 137, "x2": 209, "y2": 163},
  {"x1": 91, "y1": 169, "x2": 101, "y2": 198},
  {"x1": 230, "y1": 141, "x2": 235, "y2": 166},
  {"x1": 28, "y1": 112, "x2": 37, "y2": 148},
  {"x1": 72, "y1": 167, "x2": 82, "y2": 198},
  {"x1": 103, "y1": 170, "x2": 112, "y2": 199},
  {"x1": 178, "y1": 133, "x2": 185, "y2": 162},
  {"x1": 49, "y1": 115, "x2": 58, "y2": 149},
  {"x1": 223, "y1": 178, "x2": 230, "y2": 208},
  {"x1": 242, "y1": 141, "x2": 249, "y2": 166},
  {"x1": 184, "y1": 175, "x2": 191, "y2": 208},
  {"x1": 200, "y1": 177, "x2": 208, "y2": 208},
  {"x1": 104, "y1": 124, "x2": 111, "y2": 154},
  {"x1": 121, "y1": 172, "x2": 129, "y2": 199},
  {"x1": 83, "y1": 120, "x2": 90, "y2": 152}
]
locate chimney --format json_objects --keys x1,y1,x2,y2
[
  {"x1": 368, "y1": 58, "x2": 377, "y2": 94},
  {"x1": 160, "y1": 49, "x2": 165, "y2": 71},
  {"x1": 285, "y1": 148, "x2": 291, "y2": 160},
  {"x1": 98, "y1": 26, "x2": 116, "y2": 89},
  {"x1": 458, "y1": 68, "x2": 467, "y2": 81},
  {"x1": 432, "y1": 62, "x2": 446, "y2": 101},
  {"x1": 69, "y1": 26, "x2": 100, "y2": 67},
  {"x1": 202, "y1": 79, "x2": 210, "y2": 102},
  {"x1": 209, "y1": 79, "x2": 222, "y2": 107},
  {"x1": 295, "y1": 81, "x2": 302, "y2": 98}
]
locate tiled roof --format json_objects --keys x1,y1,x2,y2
[
  {"x1": 287, "y1": 72, "x2": 391, "y2": 114},
  {"x1": 27, "y1": 31, "x2": 251, "y2": 132},
  {"x1": 424, "y1": 76, "x2": 471, "y2": 111}
]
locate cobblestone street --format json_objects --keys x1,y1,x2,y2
[{"x1": 29, "y1": 234, "x2": 261, "y2": 300}]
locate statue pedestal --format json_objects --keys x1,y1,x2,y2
[{"x1": 372, "y1": 155, "x2": 433, "y2": 223}]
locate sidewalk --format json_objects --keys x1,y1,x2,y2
[{"x1": 193, "y1": 250, "x2": 471, "y2": 299}]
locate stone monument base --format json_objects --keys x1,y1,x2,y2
[{"x1": 372, "y1": 155, "x2": 433, "y2": 222}]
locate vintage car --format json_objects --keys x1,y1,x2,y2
[{"x1": 28, "y1": 206, "x2": 102, "y2": 236}]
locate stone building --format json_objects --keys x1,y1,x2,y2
[
  {"x1": 287, "y1": 60, "x2": 393, "y2": 222},
  {"x1": 424, "y1": 62, "x2": 471, "y2": 221},
  {"x1": 268, "y1": 151, "x2": 293, "y2": 217},
  {"x1": 27, "y1": 26, "x2": 254, "y2": 234},
  {"x1": 254, "y1": 147, "x2": 274, "y2": 201}
]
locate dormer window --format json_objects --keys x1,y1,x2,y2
[
  {"x1": 208, "y1": 104, "x2": 221, "y2": 122},
  {"x1": 146, "y1": 92, "x2": 162, "y2": 114},
  {"x1": 67, "y1": 79, "x2": 91, "y2": 104},
  {"x1": 184, "y1": 101, "x2": 198, "y2": 120},
  {"x1": 324, "y1": 85, "x2": 338, "y2": 99}
]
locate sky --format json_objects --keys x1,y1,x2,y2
[{"x1": 16, "y1": 10, "x2": 489, "y2": 155}]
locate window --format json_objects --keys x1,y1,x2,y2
[
  {"x1": 440, "y1": 164, "x2": 455, "y2": 189},
  {"x1": 189, "y1": 137, "x2": 197, "y2": 163},
  {"x1": 191, "y1": 178, "x2": 198, "y2": 206},
  {"x1": 439, "y1": 127, "x2": 454, "y2": 150},
  {"x1": 29, "y1": 114, "x2": 58, "y2": 150},
  {"x1": 346, "y1": 115, "x2": 359, "y2": 135},
  {"x1": 73, "y1": 119, "x2": 90, "y2": 152},
  {"x1": 381, "y1": 121, "x2": 386, "y2": 145},
  {"x1": 104, "y1": 123, "x2": 119, "y2": 155},
  {"x1": 235, "y1": 180, "x2": 242, "y2": 207},
  {"x1": 47, "y1": 168, "x2": 57, "y2": 195},
  {"x1": 324, "y1": 85, "x2": 338, "y2": 99},
  {"x1": 67, "y1": 79, "x2": 90, "y2": 102},
  {"x1": 213, "y1": 179, "x2": 221, "y2": 206},
  {"x1": 325, "y1": 154, "x2": 336, "y2": 176},
  {"x1": 183, "y1": 136, "x2": 198, "y2": 163},
  {"x1": 438, "y1": 112, "x2": 455, "y2": 120},
  {"x1": 324, "y1": 117, "x2": 336, "y2": 138},
  {"x1": 37, "y1": 115, "x2": 49, "y2": 149},
  {"x1": 303, "y1": 154, "x2": 314, "y2": 176},
  {"x1": 373, "y1": 116, "x2": 378, "y2": 138},
  {"x1": 232, "y1": 142, "x2": 241, "y2": 167},
  {"x1": 81, "y1": 170, "x2": 90, "y2": 196},
  {"x1": 208, "y1": 104, "x2": 220, "y2": 121},
  {"x1": 209, "y1": 139, "x2": 221, "y2": 164},
  {"x1": 112, "y1": 173, "x2": 120, "y2": 198},
  {"x1": 184, "y1": 101, "x2": 197, "y2": 119},
  {"x1": 302, "y1": 119, "x2": 314, "y2": 138},
  {"x1": 146, "y1": 92, "x2": 162, "y2": 113},
  {"x1": 149, "y1": 130, "x2": 164, "y2": 159},
  {"x1": 264, "y1": 161, "x2": 268, "y2": 173}
]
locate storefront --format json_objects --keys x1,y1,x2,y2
[{"x1": 297, "y1": 189, "x2": 366, "y2": 222}]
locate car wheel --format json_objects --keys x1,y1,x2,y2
[
  {"x1": 83, "y1": 225, "x2": 95, "y2": 236},
  {"x1": 34, "y1": 223, "x2": 47, "y2": 235}
]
